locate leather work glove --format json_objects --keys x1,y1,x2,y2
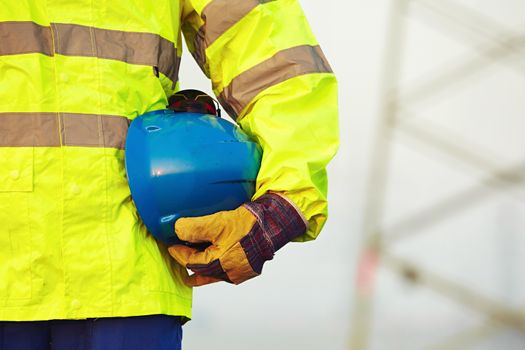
[{"x1": 168, "y1": 193, "x2": 307, "y2": 286}]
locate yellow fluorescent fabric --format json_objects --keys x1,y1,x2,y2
[
  {"x1": 207, "y1": 0, "x2": 319, "y2": 91},
  {"x1": 0, "y1": 1, "x2": 191, "y2": 321},
  {"x1": 238, "y1": 74, "x2": 339, "y2": 240},
  {"x1": 47, "y1": 0, "x2": 181, "y2": 44},
  {"x1": 182, "y1": 0, "x2": 339, "y2": 239}
]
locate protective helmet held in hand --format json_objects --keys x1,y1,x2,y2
[{"x1": 125, "y1": 90, "x2": 262, "y2": 245}]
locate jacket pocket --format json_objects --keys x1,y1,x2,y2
[
  {"x1": 0, "y1": 148, "x2": 34, "y2": 300},
  {"x1": 0, "y1": 148, "x2": 34, "y2": 192},
  {"x1": 0, "y1": 190, "x2": 33, "y2": 300}
]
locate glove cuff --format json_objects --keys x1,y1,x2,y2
[{"x1": 243, "y1": 193, "x2": 307, "y2": 254}]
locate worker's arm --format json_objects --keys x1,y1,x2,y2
[{"x1": 170, "y1": 0, "x2": 339, "y2": 286}]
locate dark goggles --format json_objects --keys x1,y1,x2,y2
[{"x1": 168, "y1": 89, "x2": 221, "y2": 117}]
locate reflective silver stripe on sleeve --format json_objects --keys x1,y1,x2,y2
[{"x1": 218, "y1": 45, "x2": 333, "y2": 119}]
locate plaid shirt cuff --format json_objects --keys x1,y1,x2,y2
[{"x1": 241, "y1": 193, "x2": 307, "y2": 273}]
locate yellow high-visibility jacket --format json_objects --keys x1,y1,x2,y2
[{"x1": 0, "y1": 0, "x2": 338, "y2": 321}]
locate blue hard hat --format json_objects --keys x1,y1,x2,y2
[{"x1": 125, "y1": 93, "x2": 262, "y2": 245}]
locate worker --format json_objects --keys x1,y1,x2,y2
[{"x1": 0, "y1": 0, "x2": 338, "y2": 349}]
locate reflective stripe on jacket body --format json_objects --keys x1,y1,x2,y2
[{"x1": 0, "y1": 0, "x2": 338, "y2": 321}]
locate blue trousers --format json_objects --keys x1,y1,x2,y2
[{"x1": 0, "y1": 315, "x2": 182, "y2": 350}]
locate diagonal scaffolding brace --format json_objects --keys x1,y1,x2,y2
[{"x1": 349, "y1": 0, "x2": 525, "y2": 349}]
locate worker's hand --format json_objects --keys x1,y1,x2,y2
[{"x1": 168, "y1": 193, "x2": 307, "y2": 287}]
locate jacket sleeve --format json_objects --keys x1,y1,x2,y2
[{"x1": 180, "y1": 0, "x2": 339, "y2": 241}]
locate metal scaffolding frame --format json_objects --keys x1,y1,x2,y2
[{"x1": 349, "y1": 0, "x2": 525, "y2": 349}]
